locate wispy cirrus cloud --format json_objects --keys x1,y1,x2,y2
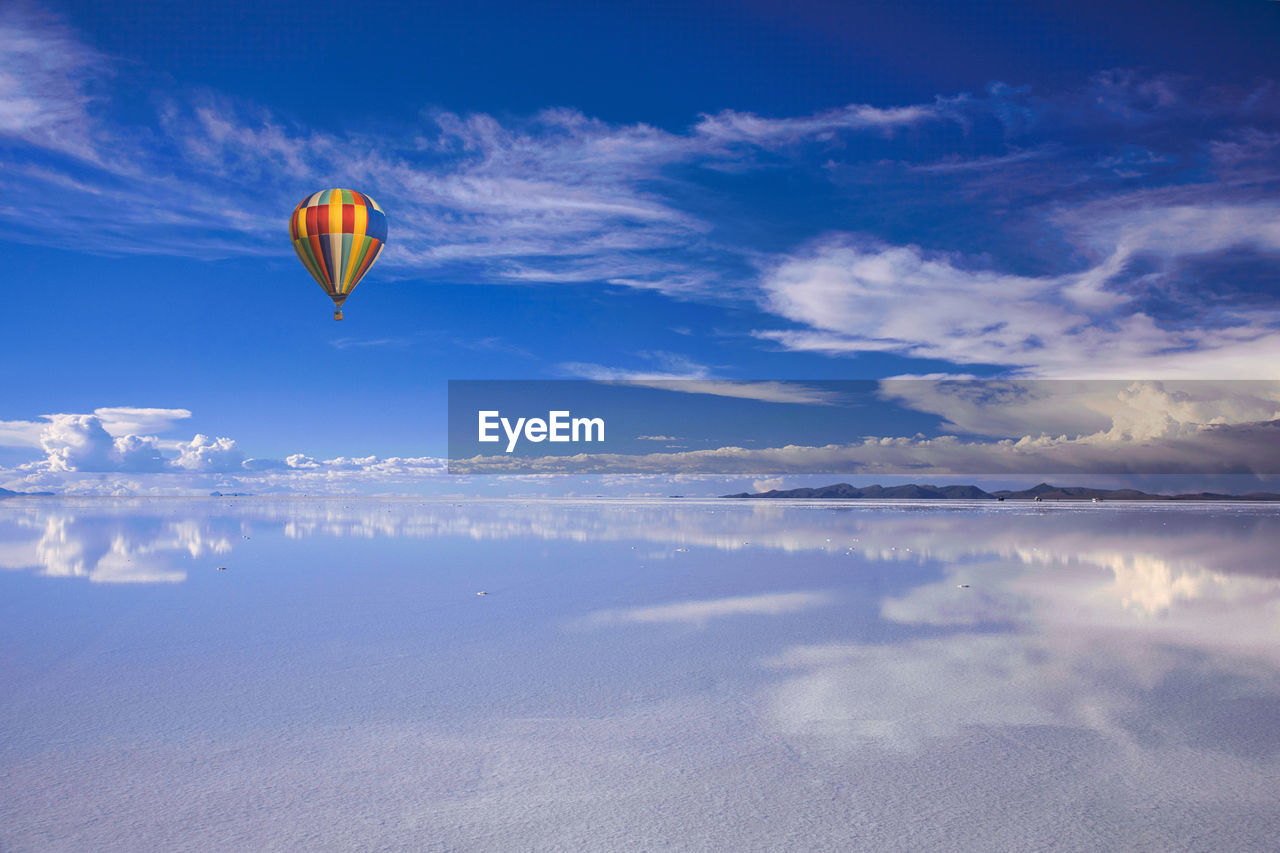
[
  {"x1": 0, "y1": 6, "x2": 944, "y2": 298},
  {"x1": 328, "y1": 336, "x2": 413, "y2": 350},
  {"x1": 0, "y1": 3, "x2": 106, "y2": 161},
  {"x1": 559, "y1": 352, "x2": 843, "y2": 405},
  {"x1": 742, "y1": 74, "x2": 1280, "y2": 377},
  {"x1": 4, "y1": 6, "x2": 1280, "y2": 380},
  {"x1": 692, "y1": 103, "x2": 935, "y2": 145}
]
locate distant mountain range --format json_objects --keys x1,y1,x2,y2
[
  {"x1": 722, "y1": 482, "x2": 1280, "y2": 501},
  {"x1": 0, "y1": 487, "x2": 55, "y2": 497}
]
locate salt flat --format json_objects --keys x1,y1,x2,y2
[{"x1": 1, "y1": 498, "x2": 1278, "y2": 851}]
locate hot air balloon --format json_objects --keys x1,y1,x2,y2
[{"x1": 288, "y1": 188, "x2": 387, "y2": 320}]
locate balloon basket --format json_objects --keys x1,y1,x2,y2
[{"x1": 334, "y1": 309, "x2": 343, "y2": 321}]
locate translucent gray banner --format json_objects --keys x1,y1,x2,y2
[{"x1": 447, "y1": 379, "x2": 1280, "y2": 475}]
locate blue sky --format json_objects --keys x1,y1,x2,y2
[{"x1": 2, "y1": 0, "x2": 1279, "y2": 495}]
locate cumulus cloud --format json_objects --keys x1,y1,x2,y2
[
  {"x1": 4, "y1": 406, "x2": 456, "y2": 492},
  {"x1": 38, "y1": 414, "x2": 117, "y2": 472},
  {"x1": 111, "y1": 434, "x2": 168, "y2": 472},
  {"x1": 5, "y1": 450, "x2": 456, "y2": 496},
  {"x1": 172, "y1": 434, "x2": 245, "y2": 472},
  {"x1": 877, "y1": 379, "x2": 1280, "y2": 439},
  {"x1": 6, "y1": 408, "x2": 363, "y2": 487},
  {"x1": 25, "y1": 414, "x2": 229, "y2": 474},
  {"x1": 0, "y1": 407, "x2": 188, "y2": 450}
]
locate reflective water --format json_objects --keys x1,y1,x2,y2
[{"x1": 2, "y1": 498, "x2": 1278, "y2": 851}]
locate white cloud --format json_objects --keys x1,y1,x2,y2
[
  {"x1": 1, "y1": 407, "x2": 188, "y2": 452},
  {"x1": 2, "y1": 403, "x2": 461, "y2": 493},
  {"x1": 172, "y1": 434, "x2": 244, "y2": 472},
  {"x1": 757, "y1": 239, "x2": 1099, "y2": 364},
  {"x1": 0, "y1": 419, "x2": 45, "y2": 448},
  {"x1": 92, "y1": 407, "x2": 192, "y2": 435},
  {"x1": 129, "y1": 90, "x2": 948, "y2": 294},
  {"x1": 693, "y1": 103, "x2": 935, "y2": 144},
  {"x1": 3, "y1": 6, "x2": 1275, "y2": 390},
  {"x1": 1057, "y1": 198, "x2": 1280, "y2": 277},
  {"x1": 877, "y1": 379, "x2": 1280, "y2": 439},
  {"x1": 0, "y1": 5, "x2": 981, "y2": 301},
  {"x1": 561, "y1": 353, "x2": 842, "y2": 405},
  {"x1": 629, "y1": 380, "x2": 842, "y2": 406},
  {"x1": 875, "y1": 378, "x2": 1118, "y2": 438},
  {"x1": 449, "y1": 411, "x2": 1280, "y2": 477},
  {"x1": 38, "y1": 414, "x2": 117, "y2": 472},
  {"x1": 13, "y1": 383, "x2": 1280, "y2": 491},
  {"x1": 328, "y1": 337, "x2": 412, "y2": 350},
  {"x1": 28, "y1": 412, "x2": 202, "y2": 474},
  {"x1": 756, "y1": 217, "x2": 1280, "y2": 377},
  {"x1": 112, "y1": 434, "x2": 168, "y2": 472},
  {"x1": 0, "y1": 3, "x2": 104, "y2": 161}
]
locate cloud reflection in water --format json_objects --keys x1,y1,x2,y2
[{"x1": 1, "y1": 498, "x2": 1277, "y2": 849}]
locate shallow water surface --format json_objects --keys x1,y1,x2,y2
[{"x1": 1, "y1": 498, "x2": 1278, "y2": 851}]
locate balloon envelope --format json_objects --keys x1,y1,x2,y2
[{"x1": 288, "y1": 188, "x2": 387, "y2": 318}]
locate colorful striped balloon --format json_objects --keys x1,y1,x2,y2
[{"x1": 288, "y1": 188, "x2": 388, "y2": 320}]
